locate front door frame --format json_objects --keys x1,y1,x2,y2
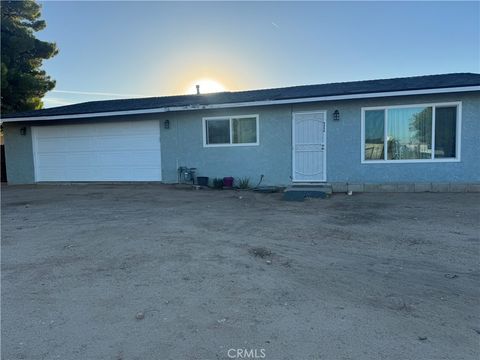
[{"x1": 292, "y1": 110, "x2": 327, "y2": 183}]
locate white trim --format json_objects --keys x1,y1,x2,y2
[
  {"x1": 384, "y1": 108, "x2": 388, "y2": 161},
  {"x1": 456, "y1": 103, "x2": 462, "y2": 161},
  {"x1": 361, "y1": 101, "x2": 462, "y2": 164},
  {"x1": 323, "y1": 112, "x2": 327, "y2": 182},
  {"x1": 292, "y1": 114, "x2": 295, "y2": 182},
  {"x1": 292, "y1": 110, "x2": 327, "y2": 182},
  {"x1": 158, "y1": 119, "x2": 163, "y2": 181},
  {"x1": 3, "y1": 86, "x2": 478, "y2": 123},
  {"x1": 431, "y1": 106, "x2": 436, "y2": 160},
  {"x1": 202, "y1": 114, "x2": 259, "y2": 147},
  {"x1": 359, "y1": 158, "x2": 461, "y2": 164},
  {"x1": 361, "y1": 101, "x2": 462, "y2": 111}
]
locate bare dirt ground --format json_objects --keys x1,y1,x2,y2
[{"x1": 1, "y1": 184, "x2": 479, "y2": 360}]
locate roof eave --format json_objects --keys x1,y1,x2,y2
[{"x1": 2, "y1": 85, "x2": 479, "y2": 123}]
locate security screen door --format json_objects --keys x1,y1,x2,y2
[{"x1": 292, "y1": 111, "x2": 326, "y2": 182}]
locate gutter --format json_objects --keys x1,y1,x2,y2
[{"x1": 2, "y1": 85, "x2": 479, "y2": 123}]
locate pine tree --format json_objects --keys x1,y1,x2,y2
[{"x1": 1, "y1": 0, "x2": 58, "y2": 113}]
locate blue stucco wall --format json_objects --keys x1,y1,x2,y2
[
  {"x1": 3, "y1": 91, "x2": 479, "y2": 185},
  {"x1": 158, "y1": 106, "x2": 292, "y2": 185},
  {"x1": 3, "y1": 123, "x2": 35, "y2": 184},
  {"x1": 157, "y1": 91, "x2": 479, "y2": 185},
  {"x1": 293, "y1": 92, "x2": 480, "y2": 183}
]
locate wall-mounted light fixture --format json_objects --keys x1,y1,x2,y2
[
  {"x1": 333, "y1": 110, "x2": 340, "y2": 121},
  {"x1": 20, "y1": 127, "x2": 27, "y2": 135},
  {"x1": 164, "y1": 119, "x2": 170, "y2": 129}
]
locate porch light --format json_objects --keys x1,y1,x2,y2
[
  {"x1": 164, "y1": 119, "x2": 170, "y2": 129},
  {"x1": 20, "y1": 127, "x2": 27, "y2": 135},
  {"x1": 333, "y1": 110, "x2": 340, "y2": 121}
]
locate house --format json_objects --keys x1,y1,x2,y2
[{"x1": 1, "y1": 73, "x2": 479, "y2": 192}]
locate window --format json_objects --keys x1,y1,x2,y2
[
  {"x1": 206, "y1": 119, "x2": 230, "y2": 144},
  {"x1": 364, "y1": 110, "x2": 385, "y2": 160},
  {"x1": 435, "y1": 107, "x2": 457, "y2": 158},
  {"x1": 387, "y1": 106, "x2": 432, "y2": 160},
  {"x1": 362, "y1": 102, "x2": 460, "y2": 163},
  {"x1": 204, "y1": 115, "x2": 259, "y2": 146}
]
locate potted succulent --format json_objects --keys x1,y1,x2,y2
[{"x1": 223, "y1": 177, "x2": 234, "y2": 188}]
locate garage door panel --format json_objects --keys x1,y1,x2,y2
[
  {"x1": 37, "y1": 153, "x2": 67, "y2": 165},
  {"x1": 94, "y1": 135, "x2": 158, "y2": 151},
  {"x1": 65, "y1": 152, "x2": 99, "y2": 166},
  {"x1": 32, "y1": 120, "x2": 162, "y2": 182},
  {"x1": 97, "y1": 150, "x2": 159, "y2": 167},
  {"x1": 35, "y1": 126, "x2": 68, "y2": 138},
  {"x1": 36, "y1": 138, "x2": 68, "y2": 152},
  {"x1": 38, "y1": 168, "x2": 66, "y2": 180},
  {"x1": 64, "y1": 137, "x2": 95, "y2": 151}
]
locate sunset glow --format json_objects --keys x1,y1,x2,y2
[{"x1": 186, "y1": 79, "x2": 226, "y2": 94}]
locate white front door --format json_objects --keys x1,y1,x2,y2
[
  {"x1": 32, "y1": 120, "x2": 162, "y2": 182},
  {"x1": 292, "y1": 111, "x2": 326, "y2": 182}
]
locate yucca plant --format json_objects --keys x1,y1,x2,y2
[{"x1": 238, "y1": 177, "x2": 251, "y2": 189}]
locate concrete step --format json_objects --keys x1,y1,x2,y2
[
  {"x1": 283, "y1": 184, "x2": 332, "y2": 201},
  {"x1": 289, "y1": 183, "x2": 333, "y2": 193}
]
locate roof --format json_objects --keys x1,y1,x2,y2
[{"x1": 2, "y1": 73, "x2": 479, "y2": 121}]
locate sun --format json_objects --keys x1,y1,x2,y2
[{"x1": 186, "y1": 79, "x2": 226, "y2": 94}]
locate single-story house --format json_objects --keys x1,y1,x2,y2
[{"x1": 1, "y1": 73, "x2": 479, "y2": 192}]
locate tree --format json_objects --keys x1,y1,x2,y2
[{"x1": 1, "y1": 0, "x2": 58, "y2": 114}]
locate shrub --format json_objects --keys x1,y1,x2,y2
[
  {"x1": 238, "y1": 177, "x2": 251, "y2": 189},
  {"x1": 212, "y1": 178, "x2": 224, "y2": 189}
]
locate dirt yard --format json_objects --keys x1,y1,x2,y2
[{"x1": 1, "y1": 184, "x2": 479, "y2": 360}]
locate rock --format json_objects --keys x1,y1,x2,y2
[
  {"x1": 249, "y1": 247, "x2": 272, "y2": 258},
  {"x1": 266, "y1": 260, "x2": 272, "y2": 265},
  {"x1": 135, "y1": 311, "x2": 145, "y2": 320},
  {"x1": 444, "y1": 273, "x2": 458, "y2": 279}
]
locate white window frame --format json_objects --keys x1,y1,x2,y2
[
  {"x1": 203, "y1": 114, "x2": 260, "y2": 147},
  {"x1": 361, "y1": 101, "x2": 462, "y2": 164}
]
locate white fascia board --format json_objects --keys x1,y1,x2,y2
[{"x1": 2, "y1": 85, "x2": 479, "y2": 123}]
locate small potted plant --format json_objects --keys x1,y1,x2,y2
[{"x1": 223, "y1": 177, "x2": 234, "y2": 188}]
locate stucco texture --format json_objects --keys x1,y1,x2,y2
[
  {"x1": 2, "y1": 92, "x2": 479, "y2": 185},
  {"x1": 293, "y1": 92, "x2": 480, "y2": 183},
  {"x1": 3, "y1": 123, "x2": 35, "y2": 184}
]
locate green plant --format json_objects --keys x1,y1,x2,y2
[
  {"x1": 1, "y1": 0, "x2": 59, "y2": 113},
  {"x1": 212, "y1": 178, "x2": 224, "y2": 189},
  {"x1": 238, "y1": 177, "x2": 251, "y2": 189}
]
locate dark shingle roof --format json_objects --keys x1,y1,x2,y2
[{"x1": 2, "y1": 73, "x2": 479, "y2": 120}]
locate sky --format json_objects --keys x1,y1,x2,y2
[{"x1": 36, "y1": 1, "x2": 480, "y2": 108}]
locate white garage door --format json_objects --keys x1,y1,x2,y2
[{"x1": 32, "y1": 120, "x2": 162, "y2": 182}]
